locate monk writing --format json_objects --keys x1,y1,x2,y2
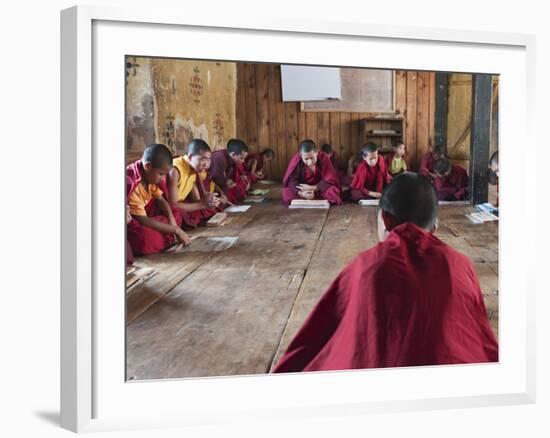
[
  {"x1": 244, "y1": 148, "x2": 275, "y2": 184},
  {"x1": 210, "y1": 138, "x2": 250, "y2": 204},
  {"x1": 166, "y1": 139, "x2": 225, "y2": 228},
  {"x1": 419, "y1": 145, "x2": 444, "y2": 180},
  {"x1": 432, "y1": 157, "x2": 469, "y2": 201},
  {"x1": 350, "y1": 143, "x2": 392, "y2": 201},
  {"x1": 320, "y1": 143, "x2": 347, "y2": 186},
  {"x1": 127, "y1": 144, "x2": 191, "y2": 257},
  {"x1": 282, "y1": 139, "x2": 342, "y2": 205},
  {"x1": 272, "y1": 173, "x2": 498, "y2": 373}
]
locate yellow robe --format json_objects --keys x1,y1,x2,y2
[{"x1": 172, "y1": 156, "x2": 215, "y2": 202}]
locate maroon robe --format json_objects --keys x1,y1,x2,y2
[
  {"x1": 210, "y1": 150, "x2": 248, "y2": 203},
  {"x1": 126, "y1": 160, "x2": 183, "y2": 258},
  {"x1": 272, "y1": 223, "x2": 498, "y2": 373},
  {"x1": 433, "y1": 164, "x2": 469, "y2": 201},
  {"x1": 282, "y1": 151, "x2": 342, "y2": 205},
  {"x1": 244, "y1": 153, "x2": 264, "y2": 184},
  {"x1": 350, "y1": 158, "x2": 392, "y2": 201},
  {"x1": 327, "y1": 152, "x2": 348, "y2": 187},
  {"x1": 419, "y1": 151, "x2": 437, "y2": 178}
]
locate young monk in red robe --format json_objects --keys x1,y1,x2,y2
[
  {"x1": 166, "y1": 139, "x2": 226, "y2": 228},
  {"x1": 384, "y1": 141, "x2": 410, "y2": 176},
  {"x1": 127, "y1": 144, "x2": 191, "y2": 257},
  {"x1": 341, "y1": 150, "x2": 362, "y2": 188},
  {"x1": 350, "y1": 143, "x2": 392, "y2": 202},
  {"x1": 282, "y1": 139, "x2": 342, "y2": 205},
  {"x1": 320, "y1": 143, "x2": 347, "y2": 186},
  {"x1": 244, "y1": 148, "x2": 275, "y2": 184},
  {"x1": 210, "y1": 139, "x2": 249, "y2": 204},
  {"x1": 433, "y1": 157, "x2": 469, "y2": 201},
  {"x1": 272, "y1": 173, "x2": 498, "y2": 373},
  {"x1": 419, "y1": 145, "x2": 444, "y2": 179}
]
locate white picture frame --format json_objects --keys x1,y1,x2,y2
[{"x1": 60, "y1": 5, "x2": 536, "y2": 433}]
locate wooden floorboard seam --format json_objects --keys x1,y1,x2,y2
[
  {"x1": 126, "y1": 252, "x2": 217, "y2": 326},
  {"x1": 266, "y1": 209, "x2": 331, "y2": 372},
  {"x1": 126, "y1": 214, "x2": 261, "y2": 325}
]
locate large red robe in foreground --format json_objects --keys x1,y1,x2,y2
[
  {"x1": 272, "y1": 223, "x2": 498, "y2": 373},
  {"x1": 282, "y1": 151, "x2": 342, "y2": 205},
  {"x1": 350, "y1": 158, "x2": 392, "y2": 201}
]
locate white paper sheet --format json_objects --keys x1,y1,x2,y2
[
  {"x1": 225, "y1": 205, "x2": 251, "y2": 213},
  {"x1": 358, "y1": 199, "x2": 379, "y2": 206}
]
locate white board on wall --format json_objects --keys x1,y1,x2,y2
[{"x1": 280, "y1": 65, "x2": 342, "y2": 102}]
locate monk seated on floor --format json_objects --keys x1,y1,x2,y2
[
  {"x1": 419, "y1": 145, "x2": 444, "y2": 181},
  {"x1": 432, "y1": 157, "x2": 469, "y2": 201},
  {"x1": 272, "y1": 172, "x2": 498, "y2": 373},
  {"x1": 342, "y1": 150, "x2": 362, "y2": 188},
  {"x1": 282, "y1": 139, "x2": 342, "y2": 205},
  {"x1": 349, "y1": 142, "x2": 392, "y2": 202},
  {"x1": 384, "y1": 141, "x2": 410, "y2": 177},
  {"x1": 127, "y1": 143, "x2": 191, "y2": 258},
  {"x1": 166, "y1": 139, "x2": 226, "y2": 228},
  {"x1": 320, "y1": 143, "x2": 347, "y2": 187},
  {"x1": 244, "y1": 148, "x2": 275, "y2": 184},
  {"x1": 210, "y1": 138, "x2": 250, "y2": 204}
]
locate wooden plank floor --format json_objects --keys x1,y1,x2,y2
[{"x1": 126, "y1": 184, "x2": 498, "y2": 380}]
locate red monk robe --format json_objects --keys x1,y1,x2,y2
[
  {"x1": 210, "y1": 149, "x2": 248, "y2": 204},
  {"x1": 326, "y1": 152, "x2": 348, "y2": 188},
  {"x1": 282, "y1": 151, "x2": 342, "y2": 205},
  {"x1": 419, "y1": 150, "x2": 439, "y2": 178},
  {"x1": 433, "y1": 164, "x2": 469, "y2": 201},
  {"x1": 244, "y1": 152, "x2": 264, "y2": 184},
  {"x1": 272, "y1": 223, "x2": 498, "y2": 373},
  {"x1": 126, "y1": 160, "x2": 183, "y2": 257},
  {"x1": 181, "y1": 186, "x2": 220, "y2": 228},
  {"x1": 350, "y1": 158, "x2": 392, "y2": 201}
]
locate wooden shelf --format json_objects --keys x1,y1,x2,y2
[{"x1": 360, "y1": 116, "x2": 406, "y2": 148}]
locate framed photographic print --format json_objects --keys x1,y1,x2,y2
[{"x1": 61, "y1": 5, "x2": 536, "y2": 433}]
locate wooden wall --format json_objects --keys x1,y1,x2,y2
[{"x1": 236, "y1": 64, "x2": 436, "y2": 180}]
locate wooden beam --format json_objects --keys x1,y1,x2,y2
[
  {"x1": 434, "y1": 72, "x2": 448, "y2": 154},
  {"x1": 470, "y1": 74, "x2": 492, "y2": 205}
]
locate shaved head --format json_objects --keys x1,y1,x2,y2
[
  {"x1": 299, "y1": 139, "x2": 317, "y2": 153},
  {"x1": 227, "y1": 138, "x2": 248, "y2": 155},
  {"x1": 142, "y1": 143, "x2": 173, "y2": 168},
  {"x1": 187, "y1": 138, "x2": 211, "y2": 156},
  {"x1": 433, "y1": 157, "x2": 452, "y2": 175},
  {"x1": 379, "y1": 172, "x2": 438, "y2": 231},
  {"x1": 360, "y1": 142, "x2": 378, "y2": 157}
]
